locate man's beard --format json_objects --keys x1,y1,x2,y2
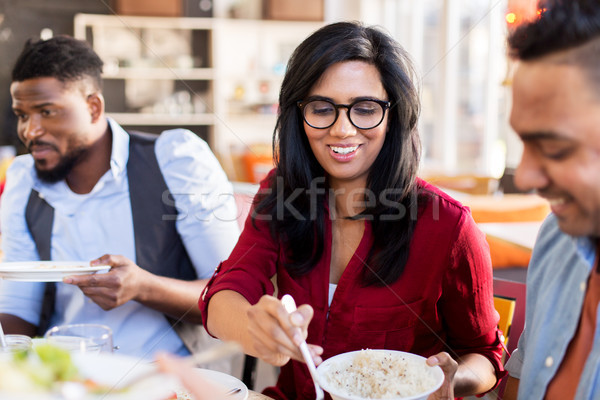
[{"x1": 34, "y1": 146, "x2": 88, "y2": 183}]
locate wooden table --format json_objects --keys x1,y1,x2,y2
[
  {"x1": 249, "y1": 391, "x2": 273, "y2": 400},
  {"x1": 463, "y1": 193, "x2": 549, "y2": 267},
  {"x1": 478, "y1": 221, "x2": 543, "y2": 252}
]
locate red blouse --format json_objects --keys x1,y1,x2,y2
[{"x1": 200, "y1": 177, "x2": 504, "y2": 400}]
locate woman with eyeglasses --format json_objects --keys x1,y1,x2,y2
[{"x1": 200, "y1": 22, "x2": 503, "y2": 400}]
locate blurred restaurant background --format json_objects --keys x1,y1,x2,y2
[
  {"x1": 0, "y1": 0, "x2": 549, "y2": 277},
  {"x1": 0, "y1": 0, "x2": 540, "y2": 183}
]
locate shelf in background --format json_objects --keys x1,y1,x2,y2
[
  {"x1": 74, "y1": 14, "x2": 213, "y2": 34},
  {"x1": 75, "y1": 13, "x2": 325, "y2": 173},
  {"x1": 104, "y1": 67, "x2": 214, "y2": 80},
  {"x1": 108, "y1": 113, "x2": 215, "y2": 126}
]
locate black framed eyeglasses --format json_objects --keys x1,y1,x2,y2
[{"x1": 297, "y1": 98, "x2": 391, "y2": 130}]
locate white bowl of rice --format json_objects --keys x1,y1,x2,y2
[{"x1": 316, "y1": 349, "x2": 444, "y2": 400}]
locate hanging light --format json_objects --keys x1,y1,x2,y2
[
  {"x1": 506, "y1": 0, "x2": 540, "y2": 29},
  {"x1": 505, "y1": 12, "x2": 518, "y2": 25}
]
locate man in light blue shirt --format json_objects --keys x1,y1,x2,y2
[
  {"x1": 504, "y1": 1, "x2": 600, "y2": 398},
  {"x1": 0, "y1": 35, "x2": 240, "y2": 361}
]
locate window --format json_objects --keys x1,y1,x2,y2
[{"x1": 329, "y1": 0, "x2": 512, "y2": 177}]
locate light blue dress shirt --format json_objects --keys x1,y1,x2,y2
[
  {"x1": 505, "y1": 214, "x2": 600, "y2": 399},
  {"x1": 0, "y1": 118, "x2": 240, "y2": 359}
]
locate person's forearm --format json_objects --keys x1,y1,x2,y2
[
  {"x1": 135, "y1": 276, "x2": 207, "y2": 324},
  {"x1": 452, "y1": 353, "x2": 498, "y2": 396},
  {"x1": 0, "y1": 314, "x2": 37, "y2": 336},
  {"x1": 206, "y1": 290, "x2": 258, "y2": 357}
]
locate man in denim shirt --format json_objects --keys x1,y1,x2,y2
[{"x1": 504, "y1": 1, "x2": 600, "y2": 399}]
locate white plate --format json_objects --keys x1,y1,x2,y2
[
  {"x1": 0, "y1": 352, "x2": 178, "y2": 400},
  {"x1": 0, "y1": 261, "x2": 110, "y2": 282},
  {"x1": 175, "y1": 368, "x2": 248, "y2": 400},
  {"x1": 73, "y1": 352, "x2": 179, "y2": 400},
  {"x1": 7, "y1": 344, "x2": 248, "y2": 400}
]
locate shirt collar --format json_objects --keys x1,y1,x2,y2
[
  {"x1": 107, "y1": 117, "x2": 129, "y2": 179},
  {"x1": 574, "y1": 235, "x2": 597, "y2": 268}
]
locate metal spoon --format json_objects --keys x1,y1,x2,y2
[
  {"x1": 225, "y1": 387, "x2": 242, "y2": 396},
  {"x1": 0, "y1": 319, "x2": 7, "y2": 349},
  {"x1": 281, "y1": 294, "x2": 325, "y2": 400}
]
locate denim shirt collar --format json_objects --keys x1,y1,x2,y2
[{"x1": 574, "y1": 235, "x2": 597, "y2": 269}]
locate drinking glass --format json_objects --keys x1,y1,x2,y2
[
  {"x1": 0, "y1": 334, "x2": 33, "y2": 354},
  {"x1": 44, "y1": 324, "x2": 113, "y2": 354}
]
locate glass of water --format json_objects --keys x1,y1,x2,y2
[
  {"x1": 44, "y1": 324, "x2": 113, "y2": 353},
  {"x1": 0, "y1": 334, "x2": 33, "y2": 354}
]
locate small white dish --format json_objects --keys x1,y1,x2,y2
[{"x1": 0, "y1": 261, "x2": 110, "y2": 282}]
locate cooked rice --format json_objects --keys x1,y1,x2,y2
[
  {"x1": 176, "y1": 389, "x2": 192, "y2": 400},
  {"x1": 323, "y1": 349, "x2": 438, "y2": 398},
  {"x1": 175, "y1": 389, "x2": 192, "y2": 400}
]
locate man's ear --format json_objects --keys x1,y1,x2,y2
[{"x1": 87, "y1": 92, "x2": 105, "y2": 123}]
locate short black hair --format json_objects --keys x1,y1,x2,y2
[
  {"x1": 509, "y1": 0, "x2": 600, "y2": 60},
  {"x1": 11, "y1": 35, "x2": 103, "y2": 91}
]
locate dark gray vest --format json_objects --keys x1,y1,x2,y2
[{"x1": 26, "y1": 130, "x2": 205, "y2": 353}]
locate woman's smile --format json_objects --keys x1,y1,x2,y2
[{"x1": 328, "y1": 144, "x2": 361, "y2": 161}]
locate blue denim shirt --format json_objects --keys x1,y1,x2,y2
[{"x1": 505, "y1": 214, "x2": 600, "y2": 399}]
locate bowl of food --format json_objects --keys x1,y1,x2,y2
[{"x1": 316, "y1": 349, "x2": 444, "y2": 400}]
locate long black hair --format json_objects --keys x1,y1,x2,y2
[{"x1": 253, "y1": 21, "x2": 422, "y2": 286}]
